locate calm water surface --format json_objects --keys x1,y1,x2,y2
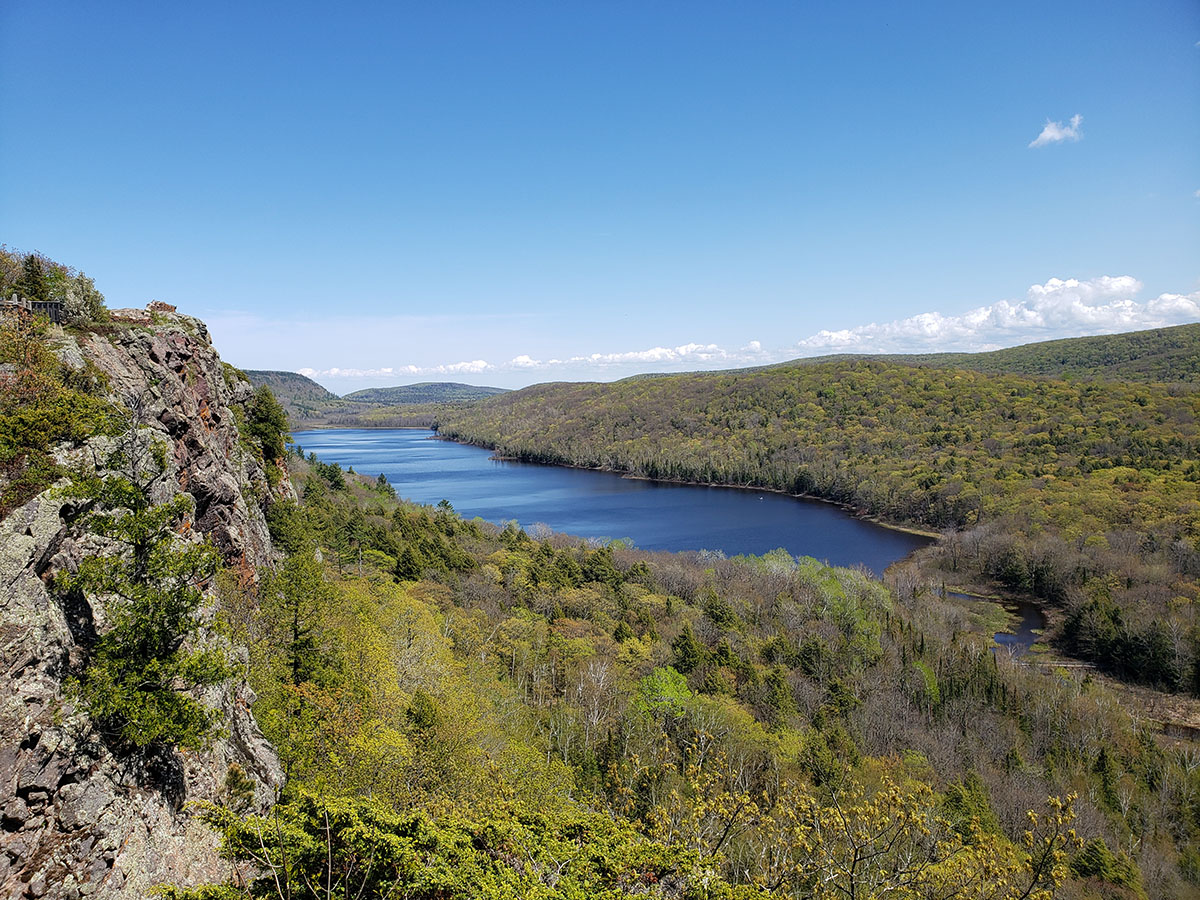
[
  {"x1": 948, "y1": 592, "x2": 1047, "y2": 656},
  {"x1": 293, "y1": 429, "x2": 930, "y2": 576}
]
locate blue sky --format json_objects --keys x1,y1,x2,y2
[{"x1": 2, "y1": 1, "x2": 1197, "y2": 391}]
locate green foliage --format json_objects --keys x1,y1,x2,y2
[
  {"x1": 261, "y1": 552, "x2": 334, "y2": 688},
  {"x1": 170, "y1": 789, "x2": 725, "y2": 900},
  {"x1": 184, "y1": 460, "x2": 1188, "y2": 897},
  {"x1": 914, "y1": 659, "x2": 941, "y2": 709},
  {"x1": 220, "y1": 763, "x2": 257, "y2": 815},
  {"x1": 943, "y1": 770, "x2": 1000, "y2": 836},
  {"x1": 16, "y1": 252, "x2": 49, "y2": 301},
  {"x1": 671, "y1": 622, "x2": 705, "y2": 674},
  {"x1": 634, "y1": 666, "x2": 693, "y2": 717},
  {"x1": 60, "y1": 444, "x2": 230, "y2": 750},
  {"x1": 265, "y1": 500, "x2": 317, "y2": 554},
  {"x1": 436, "y1": 352, "x2": 1200, "y2": 693},
  {"x1": 375, "y1": 471, "x2": 396, "y2": 498},
  {"x1": 61, "y1": 270, "x2": 108, "y2": 325},
  {"x1": 1070, "y1": 838, "x2": 1146, "y2": 897},
  {"x1": 0, "y1": 310, "x2": 113, "y2": 514},
  {"x1": 244, "y1": 385, "x2": 289, "y2": 484}
]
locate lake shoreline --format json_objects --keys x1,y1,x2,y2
[
  {"x1": 437, "y1": 433, "x2": 942, "y2": 541},
  {"x1": 292, "y1": 426, "x2": 931, "y2": 575}
]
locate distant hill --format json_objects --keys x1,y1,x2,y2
[
  {"x1": 344, "y1": 382, "x2": 509, "y2": 405},
  {"x1": 245, "y1": 369, "x2": 346, "y2": 424},
  {"x1": 245, "y1": 370, "x2": 339, "y2": 404},
  {"x1": 243, "y1": 371, "x2": 503, "y2": 429}
]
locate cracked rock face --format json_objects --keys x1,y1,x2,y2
[{"x1": 1, "y1": 309, "x2": 286, "y2": 900}]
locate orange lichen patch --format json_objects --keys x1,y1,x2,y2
[{"x1": 232, "y1": 553, "x2": 257, "y2": 589}]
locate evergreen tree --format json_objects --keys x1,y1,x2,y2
[
  {"x1": 246, "y1": 384, "x2": 289, "y2": 464},
  {"x1": 16, "y1": 253, "x2": 48, "y2": 301},
  {"x1": 394, "y1": 544, "x2": 426, "y2": 582},
  {"x1": 61, "y1": 436, "x2": 229, "y2": 750},
  {"x1": 260, "y1": 552, "x2": 332, "y2": 687},
  {"x1": 670, "y1": 622, "x2": 704, "y2": 674}
]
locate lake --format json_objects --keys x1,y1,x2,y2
[{"x1": 292, "y1": 428, "x2": 931, "y2": 576}]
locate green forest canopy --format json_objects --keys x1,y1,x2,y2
[
  {"x1": 435, "y1": 344, "x2": 1200, "y2": 693},
  {"x1": 171, "y1": 452, "x2": 1194, "y2": 897}
]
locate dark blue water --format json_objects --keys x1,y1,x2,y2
[
  {"x1": 292, "y1": 429, "x2": 931, "y2": 576},
  {"x1": 992, "y1": 601, "x2": 1046, "y2": 654},
  {"x1": 947, "y1": 592, "x2": 1046, "y2": 655}
]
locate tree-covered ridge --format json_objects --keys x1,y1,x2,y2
[
  {"x1": 244, "y1": 370, "x2": 502, "y2": 430},
  {"x1": 622, "y1": 324, "x2": 1200, "y2": 387},
  {"x1": 439, "y1": 359, "x2": 1198, "y2": 532},
  {"x1": 173, "y1": 455, "x2": 1200, "y2": 897},
  {"x1": 435, "y1": 359, "x2": 1200, "y2": 692},
  {"x1": 244, "y1": 370, "x2": 339, "y2": 405},
  {"x1": 864, "y1": 323, "x2": 1200, "y2": 385},
  {"x1": 344, "y1": 380, "x2": 509, "y2": 404}
]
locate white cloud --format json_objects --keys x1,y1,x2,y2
[
  {"x1": 300, "y1": 359, "x2": 493, "y2": 378},
  {"x1": 1194, "y1": 189, "x2": 1200, "y2": 199},
  {"x1": 1029, "y1": 113, "x2": 1083, "y2": 148},
  {"x1": 274, "y1": 276, "x2": 1199, "y2": 390},
  {"x1": 300, "y1": 340, "x2": 773, "y2": 385},
  {"x1": 795, "y1": 275, "x2": 1200, "y2": 354},
  {"x1": 298, "y1": 366, "x2": 394, "y2": 378},
  {"x1": 496, "y1": 342, "x2": 749, "y2": 372},
  {"x1": 443, "y1": 359, "x2": 492, "y2": 374}
]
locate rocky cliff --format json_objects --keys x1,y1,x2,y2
[{"x1": 1, "y1": 306, "x2": 285, "y2": 899}]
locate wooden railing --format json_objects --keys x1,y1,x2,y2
[{"x1": 1, "y1": 294, "x2": 64, "y2": 324}]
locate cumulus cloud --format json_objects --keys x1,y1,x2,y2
[
  {"x1": 297, "y1": 366, "x2": 395, "y2": 378},
  {"x1": 499, "y1": 340, "x2": 772, "y2": 373},
  {"x1": 301, "y1": 359, "x2": 493, "y2": 378},
  {"x1": 292, "y1": 277, "x2": 1199, "y2": 388},
  {"x1": 795, "y1": 275, "x2": 1200, "y2": 355},
  {"x1": 300, "y1": 339, "x2": 776, "y2": 384},
  {"x1": 1029, "y1": 113, "x2": 1083, "y2": 148}
]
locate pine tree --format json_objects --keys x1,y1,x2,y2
[
  {"x1": 61, "y1": 434, "x2": 229, "y2": 750},
  {"x1": 670, "y1": 622, "x2": 704, "y2": 674}
]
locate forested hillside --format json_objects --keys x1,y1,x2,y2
[
  {"x1": 866, "y1": 323, "x2": 1200, "y2": 384},
  {"x1": 634, "y1": 325, "x2": 1200, "y2": 387},
  {"x1": 163, "y1": 452, "x2": 1200, "y2": 898},
  {"x1": 437, "y1": 355, "x2": 1200, "y2": 693},
  {"x1": 344, "y1": 380, "x2": 508, "y2": 404},
  {"x1": 245, "y1": 371, "x2": 503, "y2": 429},
  {"x1": 245, "y1": 369, "x2": 340, "y2": 403}
]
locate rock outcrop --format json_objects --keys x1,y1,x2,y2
[{"x1": 1, "y1": 307, "x2": 286, "y2": 899}]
